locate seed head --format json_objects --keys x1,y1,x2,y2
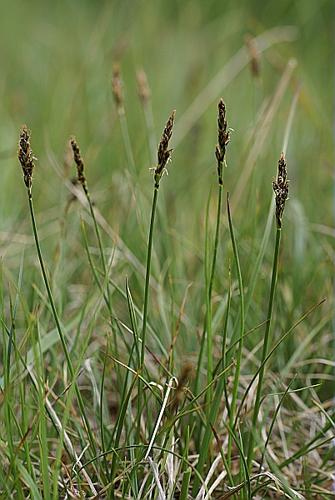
[
  {"x1": 136, "y1": 69, "x2": 151, "y2": 104},
  {"x1": 215, "y1": 99, "x2": 230, "y2": 185},
  {"x1": 272, "y1": 153, "x2": 289, "y2": 228},
  {"x1": 245, "y1": 35, "x2": 260, "y2": 78},
  {"x1": 70, "y1": 137, "x2": 87, "y2": 193},
  {"x1": 18, "y1": 125, "x2": 36, "y2": 190},
  {"x1": 154, "y1": 110, "x2": 176, "y2": 187},
  {"x1": 112, "y1": 63, "x2": 124, "y2": 114},
  {"x1": 170, "y1": 362, "x2": 194, "y2": 412}
]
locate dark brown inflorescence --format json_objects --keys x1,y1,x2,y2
[
  {"x1": 18, "y1": 125, "x2": 36, "y2": 190},
  {"x1": 70, "y1": 137, "x2": 87, "y2": 194},
  {"x1": 154, "y1": 110, "x2": 176, "y2": 188},
  {"x1": 272, "y1": 152, "x2": 289, "y2": 228},
  {"x1": 215, "y1": 99, "x2": 230, "y2": 186}
]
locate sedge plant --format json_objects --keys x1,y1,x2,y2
[
  {"x1": 193, "y1": 99, "x2": 230, "y2": 402},
  {"x1": 7, "y1": 85, "x2": 332, "y2": 498},
  {"x1": 17, "y1": 126, "x2": 97, "y2": 461},
  {"x1": 246, "y1": 152, "x2": 289, "y2": 470},
  {"x1": 141, "y1": 109, "x2": 176, "y2": 369},
  {"x1": 192, "y1": 99, "x2": 231, "y2": 492},
  {"x1": 136, "y1": 110, "x2": 175, "y2": 459}
]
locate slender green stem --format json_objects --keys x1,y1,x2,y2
[
  {"x1": 206, "y1": 184, "x2": 223, "y2": 392},
  {"x1": 136, "y1": 184, "x2": 159, "y2": 456},
  {"x1": 247, "y1": 227, "x2": 281, "y2": 470},
  {"x1": 209, "y1": 185, "x2": 223, "y2": 298},
  {"x1": 257, "y1": 377, "x2": 295, "y2": 481},
  {"x1": 227, "y1": 197, "x2": 245, "y2": 466},
  {"x1": 141, "y1": 185, "x2": 159, "y2": 366},
  {"x1": 180, "y1": 468, "x2": 191, "y2": 500},
  {"x1": 27, "y1": 189, "x2": 97, "y2": 457},
  {"x1": 84, "y1": 187, "x2": 118, "y2": 353},
  {"x1": 192, "y1": 281, "x2": 233, "y2": 495},
  {"x1": 82, "y1": 187, "x2": 118, "y2": 467},
  {"x1": 34, "y1": 322, "x2": 51, "y2": 500},
  {"x1": 100, "y1": 336, "x2": 109, "y2": 466},
  {"x1": 194, "y1": 184, "x2": 223, "y2": 399},
  {"x1": 86, "y1": 190, "x2": 107, "y2": 272},
  {"x1": 84, "y1": 188, "x2": 114, "y2": 318}
]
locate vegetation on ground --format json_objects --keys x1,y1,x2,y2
[{"x1": 0, "y1": 1, "x2": 334, "y2": 497}]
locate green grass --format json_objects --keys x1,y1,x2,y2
[{"x1": 0, "y1": 0, "x2": 334, "y2": 498}]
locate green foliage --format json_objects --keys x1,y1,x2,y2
[{"x1": 0, "y1": 0, "x2": 334, "y2": 497}]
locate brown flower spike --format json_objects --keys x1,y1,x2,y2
[
  {"x1": 70, "y1": 138, "x2": 87, "y2": 194},
  {"x1": 18, "y1": 125, "x2": 36, "y2": 190},
  {"x1": 215, "y1": 99, "x2": 230, "y2": 186},
  {"x1": 154, "y1": 110, "x2": 176, "y2": 188},
  {"x1": 272, "y1": 153, "x2": 289, "y2": 228}
]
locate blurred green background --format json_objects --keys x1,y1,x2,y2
[
  {"x1": 0, "y1": 0, "x2": 333, "y2": 371},
  {"x1": 0, "y1": 4, "x2": 334, "y2": 496}
]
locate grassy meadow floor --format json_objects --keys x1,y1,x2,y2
[{"x1": 0, "y1": 1, "x2": 334, "y2": 498}]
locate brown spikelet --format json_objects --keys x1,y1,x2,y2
[
  {"x1": 136, "y1": 69, "x2": 151, "y2": 104},
  {"x1": 111, "y1": 63, "x2": 124, "y2": 114},
  {"x1": 18, "y1": 125, "x2": 36, "y2": 190},
  {"x1": 215, "y1": 99, "x2": 230, "y2": 185},
  {"x1": 245, "y1": 34, "x2": 260, "y2": 78},
  {"x1": 170, "y1": 362, "x2": 194, "y2": 412},
  {"x1": 70, "y1": 137, "x2": 87, "y2": 194},
  {"x1": 272, "y1": 153, "x2": 289, "y2": 228},
  {"x1": 154, "y1": 110, "x2": 176, "y2": 187}
]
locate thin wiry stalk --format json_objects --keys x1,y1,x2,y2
[
  {"x1": 100, "y1": 337, "x2": 109, "y2": 464},
  {"x1": 247, "y1": 152, "x2": 288, "y2": 469},
  {"x1": 135, "y1": 182, "x2": 158, "y2": 461},
  {"x1": 233, "y1": 299, "x2": 325, "y2": 433},
  {"x1": 4, "y1": 292, "x2": 23, "y2": 498},
  {"x1": 140, "y1": 187, "x2": 159, "y2": 367},
  {"x1": 222, "y1": 268, "x2": 232, "y2": 417},
  {"x1": 71, "y1": 140, "x2": 119, "y2": 455},
  {"x1": 34, "y1": 321, "x2": 51, "y2": 500},
  {"x1": 194, "y1": 99, "x2": 229, "y2": 399},
  {"x1": 2, "y1": 310, "x2": 98, "y2": 495},
  {"x1": 141, "y1": 110, "x2": 175, "y2": 367},
  {"x1": 227, "y1": 195, "x2": 245, "y2": 467},
  {"x1": 206, "y1": 184, "x2": 222, "y2": 393},
  {"x1": 134, "y1": 111, "x2": 175, "y2": 471},
  {"x1": 70, "y1": 138, "x2": 113, "y2": 312},
  {"x1": 257, "y1": 377, "x2": 295, "y2": 480},
  {"x1": 18, "y1": 127, "x2": 97, "y2": 460},
  {"x1": 180, "y1": 468, "x2": 191, "y2": 500},
  {"x1": 246, "y1": 227, "x2": 281, "y2": 469},
  {"x1": 27, "y1": 192, "x2": 97, "y2": 456},
  {"x1": 193, "y1": 192, "x2": 211, "y2": 407},
  {"x1": 192, "y1": 269, "x2": 233, "y2": 492},
  {"x1": 207, "y1": 99, "x2": 230, "y2": 390}
]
